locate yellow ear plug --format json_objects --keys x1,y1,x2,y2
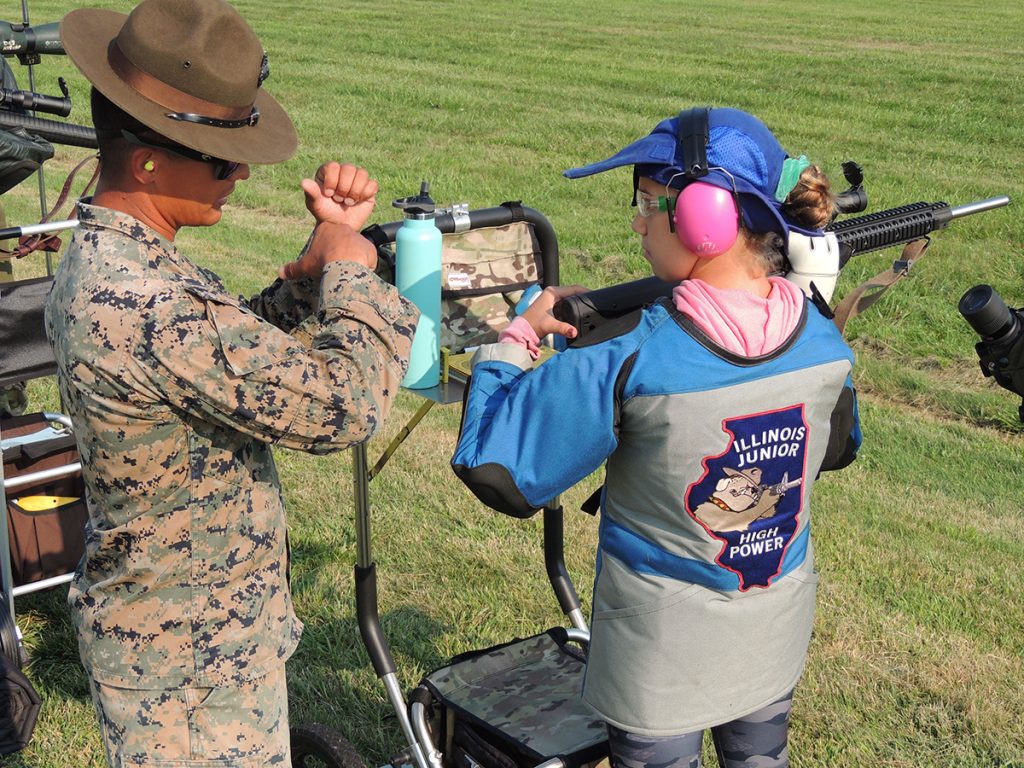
[{"x1": 144, "y1": 160, "x2": 155, "y2": 172}]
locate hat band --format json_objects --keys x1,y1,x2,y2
[{"x1": 107, "y1": 40, "x2": 255, "y2": 124}]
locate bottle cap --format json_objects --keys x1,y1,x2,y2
[{"x1": 393, "y1": 180, "x2": 436, "y2": 217}]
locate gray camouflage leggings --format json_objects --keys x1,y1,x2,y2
[{"x1": 607, "y1": 691, "x2": 793, "y2": 768}]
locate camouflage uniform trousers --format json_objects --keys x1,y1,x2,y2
[
  {"x1": 88, "y1": 664, "x2": 289, "y2": 767},
  {"x1": 606, "y1": 690, "x2": 793, "y2": 768}
]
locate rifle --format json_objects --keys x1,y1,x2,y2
[
  {"x1": 0, "y1": 16, "x2": 90, "y2": 141},
  {"x1": 0, "y1": 8, "x2": 64, "y2": 261},
  {"x1": 554, "y1": 195, "x2": 1011, "y2": 338},
  {"x1": 764, "y1": 473, "x2": 801, "y2": 498},
  {"x1": 0, "y1": 110, "x2": 97, "y2": 149},
  {"x1": 0, "y1": 7, "x2": 96, "y2": 275}
]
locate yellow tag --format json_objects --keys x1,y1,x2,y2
[
  {"x1": 535, "y1": 346, "x2": 558, "y2": 365},
  {"x1": 446, "y1": 345, "x2": 559, "y2": 379},
  {"x1": 12, "y1": 495, "x2": 79, "y2": 513},
  {"x1": 446, "y1": 351, "x2": 475, "y2": 379},
  {"x1": 440, "y1": 347, "x2": 450, "y2": 384}
]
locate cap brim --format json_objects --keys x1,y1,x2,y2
[
  {"x1": 563, "y1": 119, "x2": 678, "y2": 180},
  {"x1": 61, "y1": 8, "x2": 297, "y2": 164}
]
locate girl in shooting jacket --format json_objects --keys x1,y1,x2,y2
[{"x1": 452, "y1": 107, "x2": 861, "y2": 768}]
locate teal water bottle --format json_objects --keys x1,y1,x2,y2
[{"x1": 394, "y1": 181, "x2": 442, "y2": 389}]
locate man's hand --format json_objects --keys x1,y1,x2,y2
[
  {"x1": 302, "y1": 162, "x2": 378, "y2": 230},
  {"x1": 521, "y1": 284, "x2": 590, "y2": 340},
  {"x1": 278, "y1": 222, "x2": 377, "y2": 281}
]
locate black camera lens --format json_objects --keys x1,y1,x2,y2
[{"x1": 959, "y1": 284, "x2": 1016, "y2": 340}]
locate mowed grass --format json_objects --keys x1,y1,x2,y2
[{"x1": 2, "y1": 0, "x2": 1023, "y2": 766}]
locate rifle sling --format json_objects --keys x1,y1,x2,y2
[
  {"x1": 832, "y1": 238, "x2": 930, "y2": 336},
  {"x1": 1, "y1": 151, "x2": 99, "y2": 260}
]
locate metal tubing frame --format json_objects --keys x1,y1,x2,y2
[
  {"x1": 0, "y1": 425, "x2": 16, "y2": 622},
  {"x1": 353, "y1": 441, "x2": 432, "y2": 768},
  {"x1": 410, "y1": 701, "x2": 444, "y2": 768},
  {"x1": 353, "y1": 437, "x2": 586, "y2": 768},
  {"x1": 363, "y1": 203, "x2": 560, "y2": 289}
]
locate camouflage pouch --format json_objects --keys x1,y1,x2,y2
[
  {"x1": 377, "y1": 222, "x2": 543, "y2": 354},
  {"x1": 417, "y1": 628, "x2": 607, "y2": 768}
]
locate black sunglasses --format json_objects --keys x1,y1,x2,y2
[{"x1": 120, "y1": 130, "x2": 242, "y2": 181}]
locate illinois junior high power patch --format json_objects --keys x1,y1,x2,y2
[{"x1": 686, "y1": 405, "x2": 808, "y2": 590}]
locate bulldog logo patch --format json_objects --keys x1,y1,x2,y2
[{"x1": 685, "y1": 405, "x2": 808, "y2": 590}]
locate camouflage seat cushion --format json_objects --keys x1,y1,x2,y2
[{"x1": 421, "y1": 629, "x2": 607, "y2": 765}]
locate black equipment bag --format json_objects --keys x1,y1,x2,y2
[
  {"x1": 0, "y1": 277, "x2": 57, "y2": 388},
  {"x1": 0, "y1": 126, "x2": 53, "y2": 196},
  {"x1": 0, "y1": 652, "x2": 40, "y2": 754}
]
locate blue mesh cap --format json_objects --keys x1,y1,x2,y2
[{"x1": 564, "y1": 107, "x2": 814, "y2": 238}]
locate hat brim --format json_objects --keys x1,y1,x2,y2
[
  {"x1": 562, "y1": 119, "x2": 678, "y2": 182},
  {"x1": 61, "y1": 8, "x2": 297, "y2": 165}
]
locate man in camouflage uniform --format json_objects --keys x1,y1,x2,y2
[{"x1": 45, "y1": 1, "x2": 418, "y2": 765}]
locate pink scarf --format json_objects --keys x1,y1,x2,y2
[{"x1": 673, "y1": 276, "x2": 804, "y2": 356}]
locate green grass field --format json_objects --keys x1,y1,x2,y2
[{"x1": 2, "y1": 0, "x2": 1023, "y2": 766}]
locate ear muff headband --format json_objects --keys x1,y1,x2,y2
[{"x1": 676, "y1": 107, "x2": 710, "y2": 178}]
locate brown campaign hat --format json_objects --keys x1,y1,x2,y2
[{"x1": 60, "y1": 0, "x2": 297, "y2": 164}]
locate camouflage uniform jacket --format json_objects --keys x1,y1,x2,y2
[{"x1": 44, "y1": 201, "x2": 418, "y2": 689}]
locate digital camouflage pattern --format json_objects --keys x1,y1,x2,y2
[
  {"x1": 424, "y1": 630, "x2": 607, "y2": 761},
  {"x1": 607, "y1": 692, "x2": 793, "y2": 768},
  {"x1": 91, "y1": 663, "x2": 289, "y2": 767},
  {"x1": 44, "y1": 201, "x2": 418, "y2": 690},
  {"x1": 378, "y1": 222, "x2": 542, "y2": 353}
]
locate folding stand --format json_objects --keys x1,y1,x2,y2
[{"x1": 295, "y1": 205, "x2": 608, "y2": 768}]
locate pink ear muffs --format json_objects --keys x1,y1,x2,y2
[{"x1": 671, "y1": 181, "x2": 739, "y2": 258}]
